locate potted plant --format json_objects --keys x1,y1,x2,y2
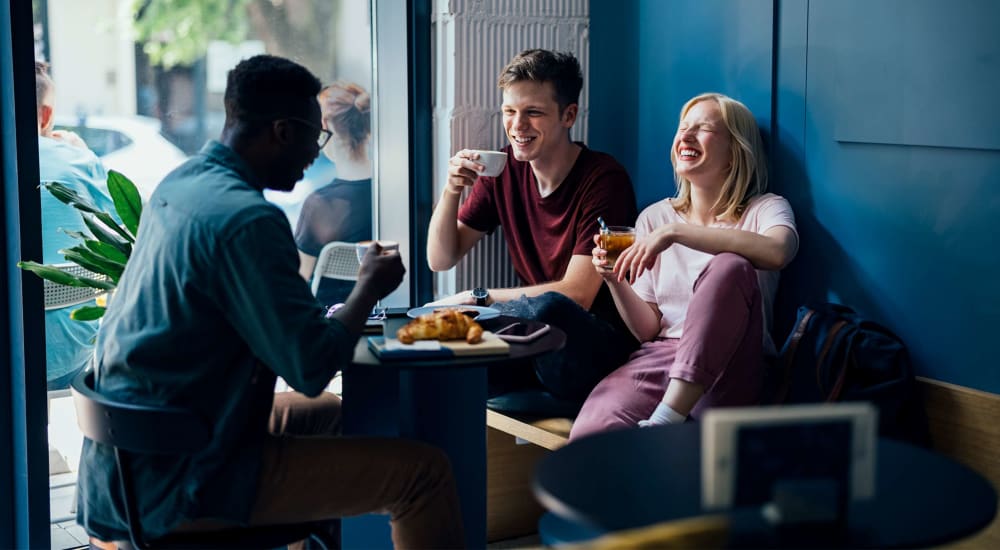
[{"x1": 17, "y1": 170, "x2": 143, "y2": 321}]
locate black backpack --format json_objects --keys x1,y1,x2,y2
[{"x1": 766, "y1": 303, "x2": 930, "y2": 446}]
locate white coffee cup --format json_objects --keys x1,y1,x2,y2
[
  {"x1": 356, "y1": 240, "x2": 399, "y2": 262},
  {"x1": 468, "y1": 150, "x2": 507, "y2": 177}
]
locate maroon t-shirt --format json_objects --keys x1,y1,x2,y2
[{"x1": 459, "y1": 143, "x2": 637, "y2": 321}]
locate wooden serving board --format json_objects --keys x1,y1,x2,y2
[{"x1": 368, "y1": 332, "x2": 510, "y2": 359}]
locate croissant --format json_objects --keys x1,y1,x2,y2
[{"x1": 397, "y1": 309, "x2": 484, "y2": 344}]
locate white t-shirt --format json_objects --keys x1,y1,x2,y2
[{"x1": 631, "y1": 193, "x2": 798, "y2": 355}]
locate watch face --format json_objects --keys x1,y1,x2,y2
[{"x1": 472, "y1": 288, "x2": 487, "y2": 299}]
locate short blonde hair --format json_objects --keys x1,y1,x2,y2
[
  {"x1": 318, "y1": 81, "x2": 371, "y2": 158},
  {"x1": 671, "y1": 93, "x2": 768, "y2": 222}
]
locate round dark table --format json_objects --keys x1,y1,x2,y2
[
  {"x1": 341, "y1": 314, "x2": 565, "y2": 549},
  {"x1": 534, "y1": 422, "x2": 997, "y2": 548}
]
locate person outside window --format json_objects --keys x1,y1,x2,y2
[
  {"x1": 295, "y1": 81, "x2": 373, "y2": 306},
  {"x1": 77, "y1": 55, "x2": 463, "y2": 549},
  {"x1": 34, "y1": 60, "x2": 116, "y2": 390},
  {"x1": 426, "y1": 49, "x2": 639, "y2": 402},
  {"x1": 569, "y1": 93, "x2": 799, "y2": 439}
]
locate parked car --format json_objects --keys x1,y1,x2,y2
[
  {"x1": 54, "y1": 114, "x2": 340, "y2": 226},
  {"x1": 54, "y1": 115, "x2": 188, "y2": 200}
]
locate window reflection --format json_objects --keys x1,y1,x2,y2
[
  {"x1": 35, "y1": 0, "x2": 373, "y2": 225},
  {"x1": 31, "y1": 0, "x2": 381, "y2": 524}
]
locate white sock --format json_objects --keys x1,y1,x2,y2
[{"x1": 638, "y1": 402, "x2": 687, "y2": 427}]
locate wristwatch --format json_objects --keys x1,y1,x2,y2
[{"x1": 472, "y1": 287, "x2": 490, "y2": 307}]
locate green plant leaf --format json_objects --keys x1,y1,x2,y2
[
  {"x1": 107, "y1": 170, "x2": 142, "y2": 235},
  {"x1": 62, "y1": 245, "x2": 126, "y2": 272},
  {"x1": 60, "y1": 247, "x2": 125, "y2": 283},
  {"x1": 93, "y1": 211, "x2": 135, "y2": 244},
  {"x1": 70, "y1": 306, "x2": 105, "y2": 321},
  {"x1": 82, "y1": 214, "x2": 132, "y2": 257},
  {"x1": 75, "y1": 276, "x2": 116, "y2": 291},
  {"x1": 42, "y1": 181, "x2": 103, "y2": 215},
  {"x1": 60, "y1": 229, "x2": 89, "y2": 241},
  {"x1": 16, "y1": 261, "x2": 87, "y2": 286},
  {"x1": 84, "y1": 240, "x2": 129, "y2": 265}
]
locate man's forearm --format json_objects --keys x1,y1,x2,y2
[
  {"x1": 427, "y1": 186, "x2": 464, "y2": 271},
  {"x1": 331, "y1": 285, "x2": 381, "y2": 337},
  {"x1": 488, "y1": 279, "x2": 596, "y2": 311}
]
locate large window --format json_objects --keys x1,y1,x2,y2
[{"x1": 13, "y1": 0, "x2": 416, "y2": 545}]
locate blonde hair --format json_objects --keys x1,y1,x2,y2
[
  {"x1": 318, "y1": 81, "x2": 371, "y2": 158},
  {"x1": 670, "y1": 93, "x2": 768, "y2": 222}
]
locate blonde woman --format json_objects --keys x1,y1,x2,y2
[
  {"x1": 570, "y1": 93, "x2": 799, "y2": 439},
  {"x1": 295, "y1": 81, "x2": 372, "y2": 305}
]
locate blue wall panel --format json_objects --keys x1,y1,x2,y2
[
  {"x1": 592, "y1": 0, "x2": 1000, "y2": 392},
  {"x1": 791, "y1": 0, "x2": 1000, "y2": 390},
  {"x1": 633, "y1": 0, "x2": 774, "y2": 210},
  {"x1": 589, "y1": 0, "x2": 639, "y2": 186}
]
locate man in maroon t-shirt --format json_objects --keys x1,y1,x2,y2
[{"x1": 426, "y1": 49, "x2": 638, "y2": 401}]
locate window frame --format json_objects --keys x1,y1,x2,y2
[
  {"x1": 2, "y1": 1, "x2": 51, "y2": 546},
  {"x1": 0, "y1": 0, "x2": 434, "y2": 544}
]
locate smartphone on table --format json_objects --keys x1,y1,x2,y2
[{"x1": 493, "y1": 320, "x2": 550, "y2": 343}]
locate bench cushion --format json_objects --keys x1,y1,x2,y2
[{"x1": 487, "y1": 389, "x2": 583, "y2": 418}]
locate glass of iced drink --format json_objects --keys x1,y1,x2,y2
[{"x1": 599, "y1": 226, "x2": 635, "y2": 271}]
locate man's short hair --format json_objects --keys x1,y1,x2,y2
[
  {"x1": 497, "y1": 49, "x2": 583, "y2": 112},
  {"x1": 224, "y1": 55, "x2": 322, "y2": 127},
  {"x1": 35, "y1": 60, "x2": 53, "y2": 113}
]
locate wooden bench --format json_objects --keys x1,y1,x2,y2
[
  {"x1": 486, "y1": 410, "x2": 574, "y2": 541},
  {"x1": 917, "y1": 377, "x2": 1000, "y2": 549}
]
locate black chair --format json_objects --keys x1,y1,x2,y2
[{"x1": 71, "y1": 370, "x2": 327, "y2": 549}]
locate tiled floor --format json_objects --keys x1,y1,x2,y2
[
  {"x1": 49, "y1": 395, "x2": 86, "y2": 549},
  {"x1": 50, "y1": 518, "x2": 88, "y2": 550}
]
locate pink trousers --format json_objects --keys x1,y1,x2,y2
[{"x1": 570, "y1": 253, "x2": 763, "y2": 440}]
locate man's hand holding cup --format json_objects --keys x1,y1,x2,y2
[{"x1": 446, "y1": 149, "x2": 507, "y2": 195}]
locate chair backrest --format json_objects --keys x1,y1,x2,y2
[
  {"x1": 71, "y1": 370, "x2": 320, "y2": 550},
  {"x1": 44, "y1": 263, "x2": 109, "y2": 311},
  {"x1": 71, "y1": 370, "x2": 211, "y2": 455},
  {"x1": 310, "y1": 241, "x2": 360, "y2": 295}
]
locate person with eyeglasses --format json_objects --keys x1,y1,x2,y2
[
  {"x1": 77, "y1": 55, "x2": 464, "y2": 549},
  {"x1": 286, "y1": 115, "x2": 333, "y2": 149},
  {"x1": 294, "y1": 81, "x2": 374, "y2": 308}
]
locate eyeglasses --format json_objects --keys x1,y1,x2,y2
[{"x1": 286, "y1": 116, "x2": 333, "y2": 149}]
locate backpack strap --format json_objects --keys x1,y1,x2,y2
[
  {"x1": 827, "y1": 344, "x2": 855, "y2": 402},
  {"x1": 774, "y1": 308, "x2": 815, "y2": 403},
  {"x1": 816, "y1": 319, "x2": 851, "y2": 401}
]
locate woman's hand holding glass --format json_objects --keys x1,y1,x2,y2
[
  {"x1": 591, "y1": 233, "x2": 630, "y2": 283},
  {"x1": 613, "y1": 224, "x2": 680, "y2": 284}
]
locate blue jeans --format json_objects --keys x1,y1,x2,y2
[{"x1": 491, "y1": 292, "x2": 638, "y2": 401}]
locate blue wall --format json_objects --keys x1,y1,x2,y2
[
  {"x1": 590, "y1": 0, "x2": 1000, "y2": 393},
  {"x1": 588, "y1": 0, "x2": 638, "y2": 186}
]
